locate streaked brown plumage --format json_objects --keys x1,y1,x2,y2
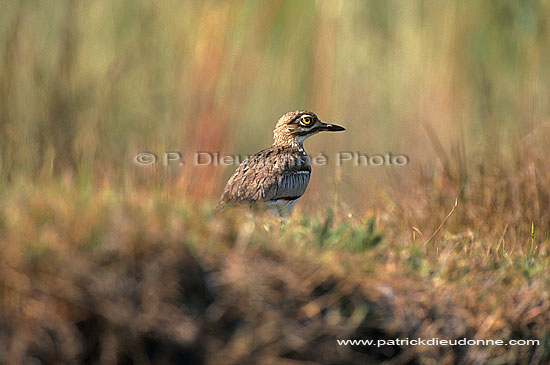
[{"x1": 218, "y1": 110, "x2": 345, "y2": 215}]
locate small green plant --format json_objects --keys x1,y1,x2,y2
[{"x1": 342, "y1": 217, "x2": 383, "y2": 252}]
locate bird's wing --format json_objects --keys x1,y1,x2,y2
[{"x1": 219, "y1": 146, "x2": 311, "y2": 205}]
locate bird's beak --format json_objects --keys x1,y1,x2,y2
[{"x1": 319, "y1": 122, "x2": 345, "y2": 132}]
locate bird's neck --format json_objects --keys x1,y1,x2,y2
[{"x1": 272, "y1": 137, "x2": 305, "y2": 150}]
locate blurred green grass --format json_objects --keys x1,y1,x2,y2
[{"x1": 2, "y1": 0, "x2": 550, "y2": 208}]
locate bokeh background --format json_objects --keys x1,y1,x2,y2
[
  {"x1": 2, "y1": 0, "x2": 549, "y2": 211},
  {"x1": 2, "y1": 1, "x2": 550, "y2": 363}
]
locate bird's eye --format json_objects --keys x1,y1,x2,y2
[{"x1": 300, "y1": 116, "x2": 313, "y2": 126}]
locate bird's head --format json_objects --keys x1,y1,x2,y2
[{"x1": 272, "y1": 110, "x2": 345, "y2": 146}]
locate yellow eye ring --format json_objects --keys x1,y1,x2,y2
[{"x1": 300, "y1": 116, "x2": 312, "y2": 125}]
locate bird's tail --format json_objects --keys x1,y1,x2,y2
[{"x1": 214, "y1": 199, "x2": 227, "y2": 213}]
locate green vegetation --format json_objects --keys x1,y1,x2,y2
[{"x1": 1, "y1": 1, "x2": 550, "y2": 363}]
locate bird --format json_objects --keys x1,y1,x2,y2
[{"x1": 218, "y1": 110, "x2": 345, "y2": 215}]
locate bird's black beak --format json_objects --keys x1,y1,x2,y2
[{"x1": 319, "y1": 122, "x2": 345, "y2": 132}]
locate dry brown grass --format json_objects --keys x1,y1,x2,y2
[{"x1": 0, "y1": 143, "x2": 548, "y2": 364}]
